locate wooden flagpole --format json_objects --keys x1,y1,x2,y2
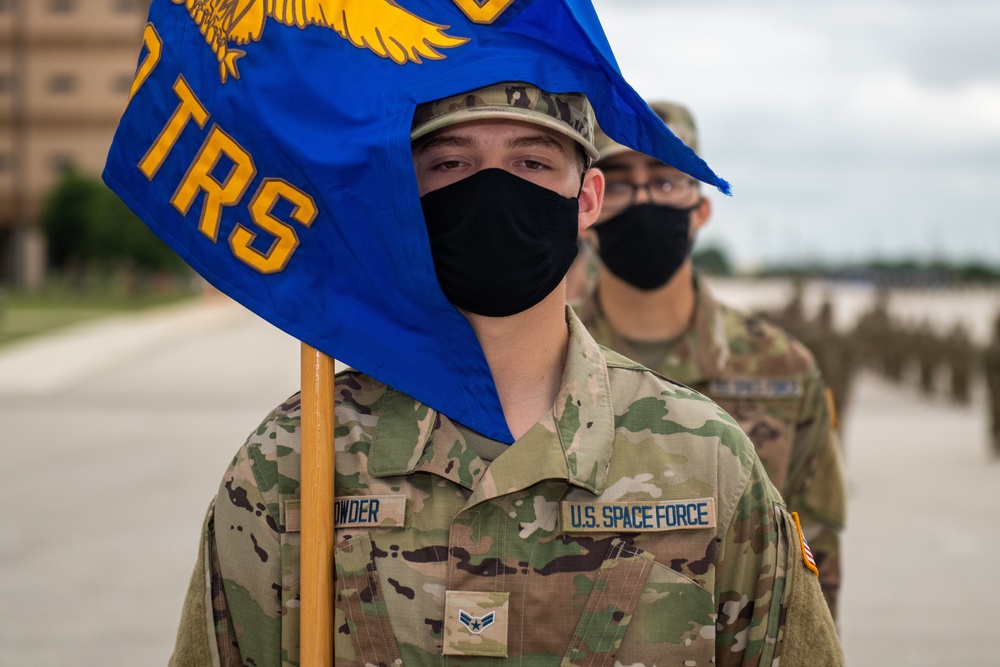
[{"x1": 300, "y1": 343, "x2": 336, "y2": 665}]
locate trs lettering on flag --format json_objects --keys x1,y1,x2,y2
[{"x1": 131, "y1": 30, "x2": 317, "y2": 275}]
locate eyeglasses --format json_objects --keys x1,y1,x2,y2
[{"x1": 603, "y1": 176, "x2": 698, "y2": 213}]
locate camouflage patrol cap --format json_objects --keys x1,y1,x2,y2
[
  {"x1": 411, "y1": 82, "x2": 599, "y2": 161},
  {"x1": 594, "y1": 100, "x2": 699, "y2": 161}
]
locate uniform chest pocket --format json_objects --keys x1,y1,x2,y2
[
  {"x1": 334, "y1": 532, "x2": 403, "y2": 667},
  {"x1": 562, "y1": 540, "x2": 715, "y2": 667},
  {"x1": 612, "y1": 560, "x2": 715, "y2": 666}
]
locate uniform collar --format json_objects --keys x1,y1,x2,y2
[
  {"x1": 667, "y1": 276, "x2": 731, "y2": 383},
  {"x1": 366, "y1": 307, "x2": 615, "y2": 498},
  {"x1": 576, "y1": 275, "x2": 729, "y2": 385}
]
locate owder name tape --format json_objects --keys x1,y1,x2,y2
[{"x1": 284, "y1": 495, "x2": 407, "y2": 532}]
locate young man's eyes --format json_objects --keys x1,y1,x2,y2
[
  {"x1": 427, "y1": 156, "x2": 552, "y2": 172},
  {"x1": 517, "y1": 159, "x2": 549, "y2": 171}
]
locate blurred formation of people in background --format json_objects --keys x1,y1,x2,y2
[
  {"x1": 768, "y1": 283, "x2": 1000, "y2": 458},
  {"x1": 770, "y1": 284, "x2": 857, "y2": 426}
]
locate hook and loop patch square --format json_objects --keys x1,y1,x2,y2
[{"x1": 443, "y1": 590, "x2": 510, "y2": 657}]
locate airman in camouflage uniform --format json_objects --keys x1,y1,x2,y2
[
  {"x1": 852, "y1": 287, "x2": 893, "y2": 373},
  {"x1": 983, "y1": 312, "x2": 1000, "y2": 457},
  {"x1": 169, "y1": 83, "x2": 841, "y2": 667},
  {"x1": 944, "y1": 321, "x2": 974, "y2": 404},
  {"x1": 809, "y1": 298, "x2": 856, "y2": 422},
  {"x1": 913, "y1": 319, "x2": 941, "y2": 396},
  {"x1": 573, "y1": 101, "x2": 846, "y2": 619}
]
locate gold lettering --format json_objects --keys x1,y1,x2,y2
[
  {"x1": 126, "y1": 24, "x2": 163, "y2": 109},
  {"x1": 452, "y1": 0, "x2": 516, "y2": 24},
  {"x1": 138, "y1": 76, "x2": 210, "y2": 180},
  {"x1": 230, "y1": 178, "x2": 318, "y2": 273},
  {"x1": 171, "y1": 125, "x2": 257, "y2": 242}
]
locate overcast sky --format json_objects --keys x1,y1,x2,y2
[{"x1": 590, "y1": 0, "x2": 1000, "y2": 270}]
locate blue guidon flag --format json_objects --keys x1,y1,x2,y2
[{"x1": 104, "y1": 0, "x2": 729, "y2": 443}]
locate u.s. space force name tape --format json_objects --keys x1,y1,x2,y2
[
  {"x1": 709, "y1": 378, "x2": 802, "y2": 398},
  {"x1": 560, "y1": 498, "x2": 716, "y2": 533}
]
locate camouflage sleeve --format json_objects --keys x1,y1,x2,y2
[
  {"x1": 714, "y1": 456, "x2": 843, "y2": 666},
  {"x1": 714, "y1": 457, "x2": 784, "y2": 666},
  {"x1": 208, "y1": 505, "x2": 247, "y2": 667},
  {"x1": 211, "y1": 423, "x2": 289, "y2": 667},
  {"x1": 783, "y1": 367, "x2": 846, "y2": 618},
  {"x1": 168, "y1": 500, "x2": 243, "y2": 667}
]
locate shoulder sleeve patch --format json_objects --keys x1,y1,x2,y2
[
  {"x1": 791, "y1": 511, "x2": 820, "y2": 576},
  {"x1": 825, "y1": 388, "x2": 840, "y2": 432}
]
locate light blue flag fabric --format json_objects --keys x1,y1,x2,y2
[{"x1": 103, "y1": 0, "x2": 729, "y2": 443}]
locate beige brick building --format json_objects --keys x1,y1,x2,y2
[{"x1": 0, "y1": 0, "x2": 150, "y2": 288}]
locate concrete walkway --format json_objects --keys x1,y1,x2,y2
[
  {"x1": 838, "y1": 374, "x2": 999, "y2": 665},
  {"x1": 0, "y1": 298, "x2": 997, "y2": 665},
  {"x1": 0, "y1": 298, "x2": 301, "y2": 666}
]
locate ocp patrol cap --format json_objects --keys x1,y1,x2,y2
[
  {"x1": 594, "y1": 100, "x2": 699, "y2": 161},
  {"x1": 411, "y1": 82, "x2": 599, "y2": 161}
]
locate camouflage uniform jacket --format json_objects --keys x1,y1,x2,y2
[
  {"x1": 576, "y1": 279, "x2": 847, "y2": 617},
  {"x1": 176, "y1": 309, "x2": 840, "y2": 667}
]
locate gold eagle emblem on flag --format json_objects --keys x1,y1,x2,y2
[{"x1": 174, "y1": 0, "x2": 470, "y2": 82}]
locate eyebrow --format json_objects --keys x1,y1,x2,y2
[
  {"x1": 413, "y1": 131, "x2": 567, "y2": 156},
  {"x1": 506, "y1": 134, "x2": 567, "y2": 154},
  {"x1": 600, "y1": 158, "x2": 670, "y2": 174},
  {"x1": 413, "y1": 134, "x2": 474, "y2": 156}
]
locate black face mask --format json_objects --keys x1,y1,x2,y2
[
  {"x1": 594, "y1": 202, "x2": 700, "y2": 290},
  {"x1": 421, "y1": 168, "x2": 580, "y2": 317}
]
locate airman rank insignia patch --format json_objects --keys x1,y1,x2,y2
[
  {"x1": 334, "y1": 495, "x2": 407, "y2": 528},
  {"x1": 560, "y1": 498, "x2": 716, "y2": 533},
  {"x1": 459, "y1": 609, "x2": 495, "y2": 634},
  {"x1": 792, "y1": 511, "x2": 820, "y2": 576},
  {"x1": 444, "y1": 590, "x2": 509, "y2": 657},
  {"x1": 709, "y1": 378, "x2": 802, "y2": 398}
]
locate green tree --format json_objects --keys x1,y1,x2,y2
[
  {"x1": 693, "y1": 244, "x2": 733, "y2": 276},
  {"x1": 42, "y1": 170, "x2": 93, "y2": 270},
  {"x1": 41, "y1": 170, "x2": 186, "y2": 274}
]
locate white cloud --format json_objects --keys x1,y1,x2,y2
[
  {"x1": 846, "y1": 72, "x2": 1000, "y2": 148},
  {"x1": 589, "y1": 0, "x2": 1000, "y2": 268}
]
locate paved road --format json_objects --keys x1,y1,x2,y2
[
  {"x1": 1, "y1": 298, "x2": 997, "y2": 665},
  {"x1": 839, "y1": 373, "x2": 1000, "y2": 665}
]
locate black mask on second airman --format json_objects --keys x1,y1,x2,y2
[
  {"x1": 421, "y1": 168, "x2": 579, "y2": 317},
  {"x1": 595, "y1": 202, "x2": 700, "y2": 290}
]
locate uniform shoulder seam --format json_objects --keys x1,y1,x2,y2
[
  {"x1": 602, "y1": 345, "x2": 692, "y2": 391},
  {"x1": 716, "y1": 303, "x2": 821, "y2": 376}
]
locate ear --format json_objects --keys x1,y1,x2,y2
[
  {"x1": 577, "y1": 168, "x2": 605, "y2": 232},
  {"x1": 689, "y1": 195, "x2": 712, "y2": 238}
]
